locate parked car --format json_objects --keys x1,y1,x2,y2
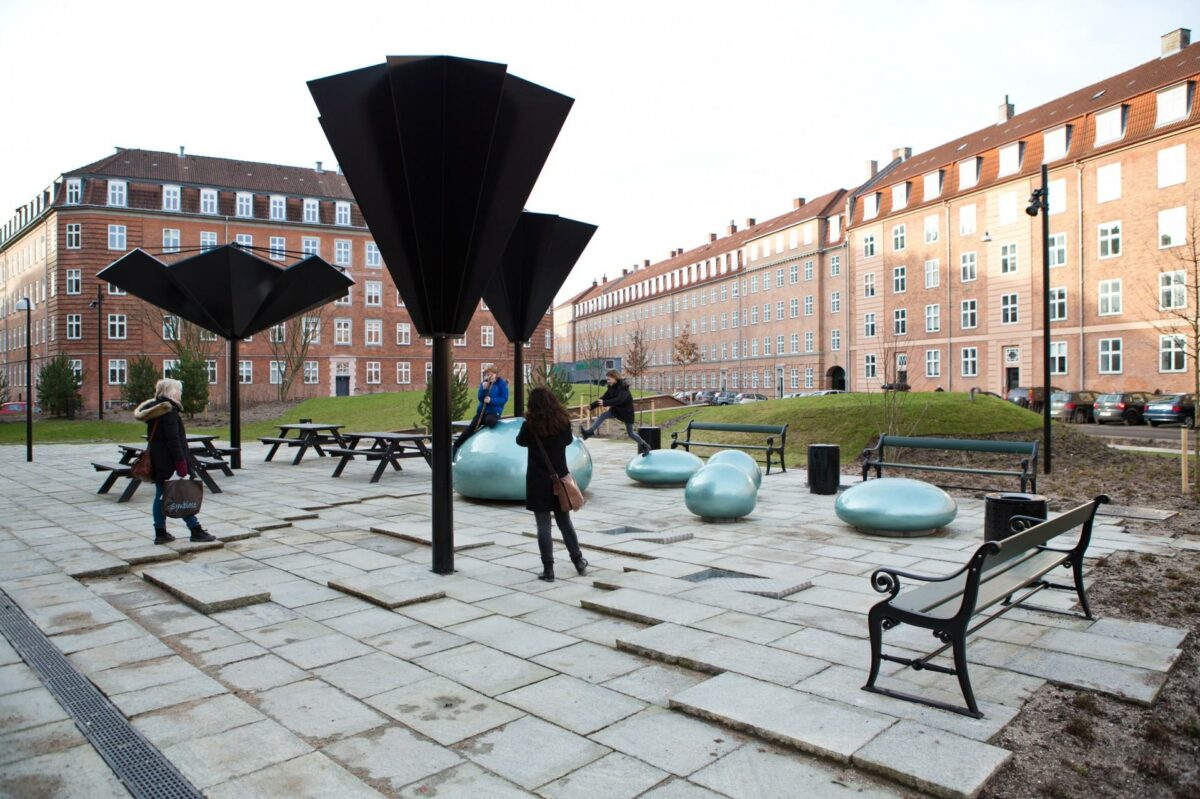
[
  {"x1": 736, "y1": 393, "x2": 768, "y2": 404},
  {"x1": 0, "y1": 401, "x2": 40, "y2": 415},
  {"x1": 880, "y1": 382, "x2": 911, "y2": 392},
  {"x1": 1007, "y1": 386, "x2": 1062, "y2": 411},
  {"x1": 813, "y1": 389, "x2": 848, "y2": 396},
  {"x1": 712, "y1": 391, "x2": 738, "y2": 405},
  {"x1": 1048, "y1": 391, "x2": 1098, "y2": 423},
  {"x1": 1092, "y1": 392, "x2": 1151, "y2": 425},
  {"x1": 693, "y1": 390, "x2": 717, "y2": 405},
  {"x1": 782, "y1": 392, "x2": 811, "y2": 399},
  {"x1": 1144, "y1": 394, "x2": 1196, "y2": 428}
]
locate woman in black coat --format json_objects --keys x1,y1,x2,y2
[
  {"x1": 580, "y1": 369, "x2": 649, "y2": 455},
  {"x1": 516, "y1": 387, "x2": 587, "y2": 582},
  {"x1": 132, "y1": 378, "x2": 216, "y2": 545}
]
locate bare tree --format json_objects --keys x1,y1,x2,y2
[
  {"x1": 672, "y1": 328, "x2": 701, "y2": 395},
  {"x1": 624, "y1": 327, "x2": 650, "y2": 390},
  {"x1": 857, "y1": 318, "x2": 929, "y2": 438},
  {"x1": 574, "y1": 330, "x2": 607, "y2": 404},
  {"x1": 266, "y1": 307, "x2": 327, "y2": 401}
]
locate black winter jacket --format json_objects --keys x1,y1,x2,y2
[
  {"x1": 515, "y1": 422, "x2": 573, "y2": 512},
  {"x1": 133, "y1": 397, "x2": 191, "y2": 483},
  {"x1": 594, "y1": 380, "x2": 635, "y2": 423}
]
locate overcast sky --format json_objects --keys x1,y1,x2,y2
[{"x1": 1, "y1": 0, "x2": 1195, "y2": 303}]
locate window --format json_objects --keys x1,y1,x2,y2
[
  {"x1": 365, "y1": 281, "x2": 382, "y2": 306},
  {"x1": 830, "y1": 291, "x2": 841, "y2": 313},
  {"x1": 200, "y1": 231, "x2": 218, "y2": 251},
  {"x1": 961, "y1": 347, "x2": 978, "y2": 377},
  {"x1": 1042, "y1": 341, "x2": 1066, "y2": 376},
  {"x1": 301, "y1": 361, "x2": 318, "y2": 384},
  {"x1": 1001, "y1": 293, "x2": 1019, "y2": 324},
  {"x1": 107, "y1": 224, "x2": 126, "y2": 250},
  {"x1": 775, "y1": 268, "x2": 784, "y2": 288},
  {"x1": 998, "y1": 192, "x2": 1018, "y2": 226},
  {"x1": 804, "y1": 367, "x2": 814, "y2": 389},
  {"x1": 1160, "y1": 271, "x2": 1186, "y2": 310},
  {"x1": 750, "y1": 306, "x2": 759, "y2": 325},
  {"x1": 1159, "y1": 207, "x2": 1186, "y2": 248},
  {"x1": 397, "y1": 362, "x2": 412, "y2": 384},
  {"x1": 162, "y1": 185, "x2": 181, "y2": 212},
  {"x1": 66, "y1": 269, "x2": 81, "y2": 294},
  {"x1": 239, "y1": 360, "x2": 252, "y2": 384},
  {"x1": 365, "y1": 242, "x2": 381, "y2": 268},
  {"x1": 1098, "y1": 221, "x2": 1121, "y2": 258},
  {"x1": 334, "y1": 318, "x2": 352, "y2": 345},
  {"x1": 763, "y1": 336, "x2": 772, "y2": 355},
  {"x1": 269, "y1": 361, "x2": 284, "y2": 385},
  {"x1": 959, "y1": 204, "x2": 976, "y2": 235},
  {"x1": 205, "y1": 360, "x2": 218, "y2": 385},
  {"x1": 775, "y1": 300, "x2": 784, "y2": 319},
  {"x1": 160, "y1": 357, "x2": 178, "y2": 378},
  {"x1": 269, "y1": 195, "x2": 286, "y2": 221},
  {"x1": 1044, "y1": 125, "x2": 1070, "y2": 162},
  {"x1": 235, "y1": 192, "x2": 253, "y2": 217},
  {"x1": 334, "y1": 239, "x2": 351, "y2": 265},
  {"x1": 303, "y1": 198, "x2": 319, "y2": 223},
  {"x1": 830, "y1": 255, "x2": 840, "y2": 276},
  {"x1": 107, "y1": 180, "x2": 126, "y2": 207},
  {"x1": 864, "y1": 354, "x2": 877, "y2": 379},
  {"x1": 65, "y1": 178, "x2": 81, "y2": 204},
  {"x1": 960, "y1": 252, "x2": 977, "y2": 282},
  {"x1": 454, "y1": 335, "x2": 467, "y2": 347},
  {"x1": 268, "y1": 323, "x2": 285, "y2": 344},
  {"x1": 107, "y1": 314, "x2": 126, "y2": 339},
  {"x1": 392, "y1": 322, "x2": 410, "y2": 346},
  {"x1": 892, "y1": 224, "x2": 906, "y2": 251},
  {"x1": 925, "y1": 304, "x2": 941, "y2": 332},
  {"x1": 804, "y1": 331, "x2": 814, "y2": 352},
  {"x1": 864, "y1": 272, "x2": 876, "y2": 297},
  {"x1": 235, "y1": 233, "x2": 253, "y2": 250},
  {"x1": 1160, "y1": 335, "x2": 1187, "y2": 372},
  {"x1": 1048, "y1": 233, "x2": 1066, "y2": 267},
  {"x1": 1047, "y1": 179, "x2": 1066, "y2": 215},
  {"x1": 1096, "y1": 162, "x2": 1121, "y2": 203},
  {"x1": 302, "y1": 317, "x2": 320, "y2": 344},
  {"x1": 924, "y1": 214, "x2": 939, "y2": 243},
  {"x1": 892, "y1": 183, "x2": 908, "y2": 211},
  {"x1": 1094, "y1": 106, "x2": 1124, "y2": 145},
  {"x1": 925, "y1": 349, "x2": 941, "y2": 377},
  {"x1": 1001, "y1": 243, "x2": 1018, "y2": 274},
  {"x1": 1099, "y1": 279, "x2": 1122, "y2": 316},
  {"x1": 335, "y1": 201, "x2": 351, "y2": 226},
  {"x1": 998, "y1": 142, "x2": 1022, "y2": 176},
  {"x1": 301, "y1": 236, "x2": 319, "y2": 257},
  {"x1": 1158, "y1": 144, "x2": 1187, "y2": 188},
  {"x1": 829, "y1": 214, "x2": 842, "y2": 241},
  {"x1": 958, "y1": 157, "x2": 979, "y2": 190},
  {"x1": 893, "y1": 308, "x2": 907, "y2": 335},
  {"x1": 924, "y1": 259, "x2": 939, "y2": 289},
  {"x1": 803, "y1": 295, "x2": 814, "y2": 316},
  {"x1": 804, "y1": 261, "x2": 814, "y2": 281},
  {"x1": 200, "y1": 188, "x2": 218, "y2": 214},
  {"x1": 163, "y1": 315, "x2": 179, "y2": 341},
  {"x1": 892, "y1": 266, "x2": 906, "y2": 293},
  {"x1": 1155, "y1": 84, "x2": 1189, "y2": 127},
  {"x1": 961, "y1": 299, "x2": 978, "y2": 329},
  {"x1": 66, "y1": 314, "x2": 81, "y2": 340},
  {"x1": 789, "y1": 263, "x2": 799, "y2": 284},
  {"x1": 159, "y1": 228, "x2": 180, "y2": 254},
  {"x1": 108, "y1": 359, "x2": 127, "y2": 385},
  {"x1": 1050, "y1": 288, "x2": 1067, "y2": 321},
  {"x1": 365, "y1": 319, "x2": 382, "y2": 346},
  {"x1": 789, "y1": 368, "x2": 799, "y2": 390},
  {"x1": 762, "y1": 303, "x2": 772, "y2": 322},
  {"x1": 1098, "y1": 338, "x2": 1122, "y2": 374},
  {"x1": 199, "y1": 329, "x2": 217, "y2": 342},
  {"x1": 831, "y1": 329, "x2": 841, "y2": 351},
  {"x1": 863, "y1": 235, "x2": 875, "y2": 257},
  {"x1": 751, "y1": 276, "x2": 759, "y2": 294},
  {"x1": 366, "y1": 361, "x2": 381, "y2": 384},
  {"x1": 268, "y1": 236, "x2": 286, "y2": 261},
  {"x1": 481, "y1": 325, "x2": 494, "y2": 347},
  {"x1": 923, "y1": 171, "x2": 942, "y2": 199},
  {"x1": 864, "y1": 313, "x2": 876, "y2": 337},
  {"x1": 64, "y1": 223, "x2": 81, "y2": 249},
  {"x1": 862, "y1": 193, "x2": 879, "y2": 220}
]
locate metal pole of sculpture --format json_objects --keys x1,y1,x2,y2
[
  {"x1": 431, "y1": 337, "x2": 454, "y2": 572},
  {"x1": 229, "y1": 337, "x2": 241, "y2": 469},
  {"x1": 513, "y1": 342, "x2": 524, "y2": 418}
]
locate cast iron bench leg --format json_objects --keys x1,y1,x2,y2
[
  {"x1": 863, "y1": 605, "x2": 886, "y2": 693},
  {"x1": 952, "y1": 632, "x2": 982, "y2": 719}
]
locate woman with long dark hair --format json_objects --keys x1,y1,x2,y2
[{"x1": 516, "y1": 387, "x2": 587, "y2": 582}]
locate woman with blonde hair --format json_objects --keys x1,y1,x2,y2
[{"x1": 133, "y1": 378, "x2": 217, "y2": 545}]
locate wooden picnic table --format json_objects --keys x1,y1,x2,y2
[
  {"x1": 260, "y1": 423, "x2": 345, "y2": 465},
  {"x1": 328, "y1": 432, "x2": 433, "y2": 483},
  {"x1": 90, "y1": 444, "x2": 223, "y2": 502}
]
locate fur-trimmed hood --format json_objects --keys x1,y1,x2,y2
[{"x1": 133, "y1": 397, "x2": 180, "y2": 422}]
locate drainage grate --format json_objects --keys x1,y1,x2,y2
[
  {"x1": 0, "y1": 589, "x2": 204, "y2": 799},
  {"x1": 680, "y1": 568, "x2": 764, "y2": 582}
]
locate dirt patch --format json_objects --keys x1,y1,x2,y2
[{"x1": 981, "y1": 550, "x2": 1200, "y2": 799}]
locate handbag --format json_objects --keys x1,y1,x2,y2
[
  {"x1": 131, "y1": 419, "x2": 159, "y2": 482},
  {"x1": 162, "y1": 476, "x2": 204, "y2": 518},
  {"x1": 533, "y1": 432, "x2": 586, "y2": 512}
]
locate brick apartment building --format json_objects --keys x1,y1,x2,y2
[
  {"x1": 0, "y1": 148, "x2": 553, "y2": 411},
  {"x1": 558, "y1": 29, "x2": 1199, "y2": 398}
]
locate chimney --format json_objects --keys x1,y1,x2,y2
[
  {"x1": 792, "y1": 197, "x2": 806, "y2": 209},
  {"x1": 601, "y1": 275, "x2": 607, "y2": 284},
  {"x1": 708, "y1": 233, "x2": 718, "y2": 242},
  {"x1": 726, "y1": 220, "x2": 738, "y2": 235},
  {"x1": 744, "y1": 218, "x2": 756, "y2": 228},
  {"x1": 621, "y1": 268, "x2": 628, "y2": 276},
  {"x1": 866, "y1": 160, "x2": 878, "y2": 179},
  {"x1": 892, "y1": 147, "x2": 912, "y2": 162},
  {"x1": 592, "y1": 279, "x2": 598, "y2": 287},
  {"x1": 643, "y1": 259, "x2": 650, "y2": 268},
  {"x1": 315, "y1": 161, "x2": 324, "y2": 173},
  {"x1": 1162, "y1": 28, "x2": 1191, "y2": 56},
  {"x1": 178, "y1": 146, "x2": 185, "y2": 158},
  {"x1": 998, "y1": 95, "x2": 1014, "y2": 123}
]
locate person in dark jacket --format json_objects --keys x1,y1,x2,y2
[
  {"x1": 132, "y1": 379, "x2": 216, "y2": 545},
  {"x1": 580, "y1": 370, "x2": 649, "y2": 455},
  {"x1": 453, "y1": 367, "x2": 508, "y2": 456},
  {"x1": 515, "y1": 387, "x2": 587, "y2": 582}
]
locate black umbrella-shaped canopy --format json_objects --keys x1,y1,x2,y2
[
  {"x1": 97, "y1": 245, "x2": 353, "y2": 339},
  {"x1": 485, "y1": 212, "x2": 597, "y2": 344},
  {"x1": 307, "y1": 55, "x2": 574, "y2": 336}
]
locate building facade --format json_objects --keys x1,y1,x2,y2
[{"x1": 0, "y1": 148, "x2": 553, "y2": 410}]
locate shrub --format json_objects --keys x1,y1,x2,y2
[
  {"x1": 36, "y1": 354, "x2": 83, "y2": 417},
  {"x1": 122, "y1": 355, "x2": 159, "y2": 407}
]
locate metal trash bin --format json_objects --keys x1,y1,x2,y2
[
  {"x1": 807, "y1": 444, "x2": 840, "y2": 495},
  {"x1": 637, "y1": 426, "x2": 662, "y2": 451},
  {"x1": 984, "y1": 492, "x2": 1047, "y2": 542}
]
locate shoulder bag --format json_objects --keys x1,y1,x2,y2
[
  {"x1": 162, "y1": 475, "x2": 204, "y2": 518},
  {"x1": 131, "y1": 419, "x2": 159, "y2": 482},
  {"x1": 533, "y1": 432, "x2": 585, "y2": 512}
]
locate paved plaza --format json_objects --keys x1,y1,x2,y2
[{"x1": 0, "y1": 436, "x2": 1190, "y2": 799}]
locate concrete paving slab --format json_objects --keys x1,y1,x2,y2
[
  {"x1": 639, "y1": 778, "x2": 728, "y2": 799},
  {"x1": 852, "y1": 720, "x2": 1011, "y2": 799},
  {"x1": 314, "y1": 651, "x2": 430, "y2": 699},
  {"x1": 164, "y1": 717, "x2": 313, "y2": 789},
  {"x1": 691, "y1": 743, "x2": 909, "y2": 799},
  {"x1": 142, "y1": 564, "x2": 269, "y2": 613},
  {"x1": 109, "y1": 673, "x2": 227, "y2": 717},
  {"x1": 531, "y1": 640, "x2": 646, "y2": 683},
  {"x1": 257, "y1": 678, "x2": 387, "y2": 741},
  {"x1": 273, "y1": 632, "x2": 375, "y2": 669},
  {"x1": 618, "y1": 623, "x2": 828, "y2": 686},
  {"x1": 0, "y1": 718, "x2": 86, "y2": 767},
  {"x1": 395, "y1": 761, "x2": 535, "y2": 798},
  {"x1": 447, "y1": 614, "x2": 577, "y2": 658},
  {"x1": 216, "y1": 653, "x2": 310, "y2": 693},
  {"x1": 498, "y1": 673, "x2": 645, "y2": 734},
  {"x1": 131, "y1": 693, "x2": 264, "y2": 749},
  {"x1": 365, "y1": 675, "x2": 524, "y2": 745},
  {"x1": 397, "y1": 597, "x2": 493, "y2": 628},
  {"x1": 0, "y1": 688, "x2": 69, "y2": 734},
  {"x1": 0, "y1": 744, "x2": 131, "y2": 798},
  {"x1": 415, "y1": 643, "x2": 554, "y2": 697},
  {"x1": 324, "y1": 725, "x2": 464, "y2": 793},
  {"x1": 536, "y1": 751, "x2": 668, "y2": 799},
  {"x1": 457, "y1": 715, "x2": 609, "y2": 790},
  {"x1": 582, "y1": 588, "x2": 725, "y2": 626},
  {"x1": 328, "y1": 571, "x2": 446, "y2": 609},
  {"x1": 365, "y1": 623, "x2": 468, "y2": 660},
  {"x1": 206, "y1": 751, "x2": 386, "y2": 799},
  {"x1": 590, "y1": 707, "x2": 744, "y2": 776},
  {"x1": 602, "y1": 663, "x2": 711, "y2": 707}
]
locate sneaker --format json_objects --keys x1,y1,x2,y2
[
  {"x1": 189, "y1": 527, "x2": 217, "y2": 543},
  {"x1": 571, "y1": 556, "x2": 589, "y2": 576},
  {"x1": 580, "y1": 428, "x2": 592, "y2": 441},
  {"x1": 153, "y1": 529, "x2": 175, "y2": 545}
]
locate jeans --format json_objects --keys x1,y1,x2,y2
[
  {"x1": 534, "y1": 510, "x2": 582, "y2": 564},
  {"x1": 455, "y1": 412, "x2": 500, "y2": 449},
  {"x1": 153, "y1": 482, "x2": 199, "y2": 530},
  {"x1": 585, "y1": 411, "x2": 649, "y2": 450}
]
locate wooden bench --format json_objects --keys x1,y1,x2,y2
[
  {"x1": 325, "y1": 447, "x2": 402, "y2": 480},
  {"x1": 92, "y1": 462, "x2": 139, "y2": 502},
  {"x1": 193, "y1": 455, "x2": 233, "y2": 478},
  {"x1": 861, "y1": 435, "x2": 1038, "y2": 492},
  {"x1": 863, "y1": 494, "x2": 1108, "y2": 718},
  {"x1": 259, "y1": 436, "x2": 300, "y2": 462},
  {"x1": 670, "y1": 421, "x2": 788, "y2": 474}
]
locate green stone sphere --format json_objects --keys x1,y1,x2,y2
[
  {"x1": 834, "y1": 477, "x2": 957, "y2": 536},
  {"x1": 685, "y1": 463, "x2": 757, "y2": 520},
  {"x1": 707, "y1": 449, "x2": 762, "y2": 488},
  {"x1": 453, "y1": 418, "x2": 593, "y2": 501},
  {"x1": 626, "y1": 449, "x2": 705, "y2": 485}
]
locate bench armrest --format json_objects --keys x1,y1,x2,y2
[
  {"x1": 868, "y1": 557, "x2": 984, "y2": 599},
  {"x1": 670, "y1": 431, "x2": 680, "y2": 442},
  {"x1": 1007, "y1": 514, "x2": 1044, "y2": 533}
]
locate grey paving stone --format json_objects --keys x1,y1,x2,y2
[
  {"x1": 314, "y1": 652, "x2": 430, "y2": 699},
  {"x1": 328, "y1": 571, "x2": 446, "y2": 608},
  {"x1": 618, "y1": 623, "x2": 828, "y2": 686},
  {"x1": 369, "y1": 521, "x2": 488, "y2": 550},
  {"x1": 0, "y1": 662, "x2": 40, "y2": 695},
  {"x1": 240, "y1": 617, "x2": 330, "y2": 648},
  {"x1": 476, "y1": 590, "x2": 559, "y2": 617},
  {"x1": 322, "y1": 606, "x2": 415, "y2": 638},
  {"x1": 639, "y1": 779, "x2": 728, "y2": 799},
  {"x1": 0, "y1": 744, "x2": 131, "y2": 798},
  {"x1": 582, "y1": 588, "x2": 725, "y2": 626},
  {"x1": 457, "y1": 715, "x2": 609, "y2": 790},
  {"x1": 1086, "y1": 616, "x2": 1189, "y2": 649},
  {"x1": 68, "y1": 635, "x2": 175, "y2": 674},
  {"x1": 591, "y1": 571, "x2": 697, "y2": 595},
  {"x1": 143, "y1": 564, "x2": 270, "y2": 613},
  {"x1": 365, "y1": 675, "x2": 524, "y2": 745},
  {"x1": 110, "y1": 673, "x2": 228, "y2": 717},
  {"x1": 415, "y1": 643, "x2": 555, "y2": 696},
  {"x1": 90, "y1": 655, "x2": 199, "y2": 696},
  {"x1": 169, "y1": 624, "x2": 247, "y2": 654},
  {"x1": 209, "y1": 601, "x2": 300, "y2": 631},
  {"x1": 569, "y1": 617, "x2": 649, "y2": 648},
  {"x1": 518, "y1": 603, "x2": 606, "y2": 632},
  {"x1": 365, "y1": 622, "x2": 468, "y2": 660},
  {"x1": 537, "y1": 751, "x2": 669, "y2": 799},
  {"x1": 498, "y1": 674, "x2": 645, "y2": 734},
  {"x1": 324, "y1": 725, "x2": 464, "y2": 792},
  {"x1": 690, "y1": 611, "x2": 798, "y2": 644},
  {"x1": 852, "y1": 720, "x2": 1011, "y2": 799},
  {"x1": 0, "y1": 718, "x2": 86, "y2": 767},
  {"x1": 602, "y1": 664, "x2": 711, "y2": 707},
  {"x1": 131, "y1": 693, "x2": 262, "y2": 750},
  {"x1": 397, "y1": 597, "x2": 493, "y2": 627},
  {"x1": 692, "y1": 743, "x2": 909, "y2": 798},
  {"x1": 206, "y1": 751, "x2": 386, "y2": 798},
  {"x1": 165, "y1": 717, "x2": 312, "y2": 788},
  {"x1": 0, "y1": 688, "x2": 69, "y2": 733},
  {"x1": 590, "y1": 707, "x2": 743, "y2": 776},
  {"x1": 396, "y1": 761, "x2": 535, "y2": 798},
  {"x1": 266, "y1": 579, "x2": 345, "y2": 608},
  {"x1": 531, "y1": 640, "x2": 646, "y2": 683},
  {"x1": 24, "y1": 598, "x2": 128, "y2": 634},
  {"x1": 447, "y1": 614, "x2": 577, "y2": 658},
  {"x1": 216, "y1": 654, "x2": 310, "y2": 693},
  {"x1": 197, "y1": 641, "x2": 267, "y2": 667},
  {"x1": 274, "y1": 632, "x2": 374, "y2": 669},
  {"x1": 257, "y1": 679, "x2": 386, "y2": 741},
  {"x1": 670, "y1": 673, "x2": 895, "y2": 764},
  {"x1": 1030, "y1": 627, "x2": 1181, "y2": 672}
]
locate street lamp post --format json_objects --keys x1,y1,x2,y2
[
  {"x1": 16, "y1": 297, "x2": 33, "y2": 462},
  {"x1": 89, "y1": 287, "x2": 103, "y2": 420},
  {"x1": 1026, "y1": 163, "x2": 1052, "y2": 475}
]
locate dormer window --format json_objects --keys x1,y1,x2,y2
[
  {"x1": 827, "y1": 214, "x2": 841, "y2": 241},
  {"x1": 269, "y1": 195, "x2": 286, "y2": 221},
  {"x1": 1094, "y1": 106, "x2": 1126, "y2": 145},
  {"x1": 1043, "y1": 125, "x2": 1070, "y2": 162},
  {"x1": 162, "y1": 185, "x2": 181, "y2": 212},
  {"x1": 235, "y1": 192, "x2": 254, "y2": 218},
  {"x1": 65, "y1": 178, "x2": 81, "y2": 205},
  {"x1": 200, "y1": 189, "x2": 218, "y2": 215},
  {"x1": 923, "y1": 170, "x2": 943, "y2": 199},
  {"x1": 998, "y1": 143, "x2": 1023, "y2": 177},
  {"x1": 107, "y1": 180, "x2": 127, "y2": 207},
  {"x1": 1155, "y1": 83, "x2": 1190, "y2": 127},
  {"x1": 335, "y1": 201, "x2": 351, "y2": 226},
  {"x1": 892, "y1": 183, "x2": 908, "y2": 211},
  {"x1": 957, "y1": 157, "x2": 980, "y2": 190},
  {"x1": 862, "y1": 192, "x2": 879, "y2": 220},
  {"x1": 303, "y1": 198, "x2": 319, "y2": 224}
]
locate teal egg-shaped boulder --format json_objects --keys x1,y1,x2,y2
[
  {"x1": 707, "y1": 449, "x2": 762, "y2": 488},
  {"x1": 835, "y1": 478, "x2": 957, "y2": 536},
  {"x1": 626, "y1": 449, "x2": 704, "y2": 485},
  {"x1": 685, "y1": 463, "x2": 757, "y2": 520},
  {"x1": 454, "y1": 418, "x2": 593, "y2": 501}
]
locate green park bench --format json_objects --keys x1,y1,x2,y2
[{"x1": 861, "y1": 435, "x2": 1038, "y2": 492}]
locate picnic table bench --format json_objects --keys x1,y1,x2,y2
[
  {"x1": 863, "y1": 494, "x2": 1108, "y2": 718},
  {"x1": 861, "y1": 435, "x2": 1038, "y2": 492},
  {"x1": 186, "y1": 434, "x2": 240, "y2": 465},
  {"x1": 670, "y1": 421, "x2": 788, "y2": 474},
  {"x1": 327, "y1": 432, "x2": 433, "y2": 483},
  {"x1": 93, "y1": 445, "x2": 225, "y2": 502},
  {"x1": 260, "y1": 423, "x2": 344, "y2": 465}
]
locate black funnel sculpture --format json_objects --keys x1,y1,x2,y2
[
  {"x1": 309, "y1": 56, "x2": 573, "y2": 574},
  {"x1": 98, "y1": 245, "x2": 353, "y2": 468},
  {"x1": 485, "y1": 213, "x2": 597, "y2": 416}
]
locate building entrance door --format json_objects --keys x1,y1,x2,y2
[
  {"x1": 826, "y1": 366, "x2": 846, "y2": 391},
  {"x1": 335, "y1": 375, "x2": 350, "y2": 396},
  {"x1": 1005, "y1": 367, "x2": 1020, "y2": 393}
]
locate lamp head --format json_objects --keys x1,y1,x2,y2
[{"x1": 15, "y1": 298, "x2": 33, "y2": 312}]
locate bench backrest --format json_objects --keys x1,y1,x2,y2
[
  {"x1": 688, "y1": 421, "x2": 787, "y2": 435},
  {"x1": 879, "y1": 435, "x2": 1036, "y2": 455},
  {"x1": 981, "y1": 496, "x2": 1106, "y2": 573}
]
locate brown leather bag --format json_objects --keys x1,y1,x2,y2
[
  {"x1": 131, "y1": 420, "x2": 159, "y2": 482},
  {"x1": 533, "y1": 433, "x2": 586, "y2": 512}
]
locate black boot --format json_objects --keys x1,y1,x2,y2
[
  {"x1": 188, "y1": 526, "x2": 217, "y2": 543},
  {"x1": 580, "y1": 427, "x2": 592, "y2": 440},
  {"x1": 571, "y1": 555, "x2": 589, "y2": 576},
  {"x1": 538, "y1": 560, "x2": 555, "y2": 582},
  {"x1": 153, "y1": 528, "x2": 175, "y2": 545}
]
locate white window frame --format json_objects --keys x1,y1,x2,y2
[
  {"x1": 1159, "y1": 207, "x2": 1187, "y2": 249},
  {"x1": 1155, "y1": 83, "x2": 1189, "y2": 127},
  {"x1": 335, "y1": 201, "x2": 351, "y2": 226},
  {"x1": 925, "y1": 303, "x2": 941, "y2": 333},
  {"x1": 1043, "y1": 125, "x2": 1069, "y2": 162},
  {"x1": 1159, "y1": 334, "x2": 1187, "y2": 373},
  {"x1": 65, "y1": 223, "x2": 81, "y2": 249},
  {"x1": 925, "y1": 349, "x2": 941, "y2": 378},
  {"x1": 1096, "y1": 162, "x2": 1121, "y2": 203},
  {"x1": 923, "y1": 171, "x2": 942, "y2": 200},
  {"x1": 924, "y1": 259, "x2": 939, "y2": 289},
  {"x1": 892, "y1": 224, "x2": 906, "y2": 251},
  {"x1": 1159, "y1": 271, "x2": 1186, "y2": 311},
  {"x1": 66, "y1": 269, "x2": 81, "y2": 294},
  {"x1": 334, "y1": 318, "x2": 352, "y2": 346},
  {"x1": 998, "y1": 142, "x2": 1022, "y2": 177},
  {"x1": 364, "y1": 280, "x2": 382, "y2": 307},
  {"x1": 1098, "y1": 279, "x2": 1122, "y2": 316},
  {"x1": 1001, "y1": 293, "x2": 1019, "y2": 324},
  {"x1": 107, "y1": 224, "x2": 126, "y2": 250},
  {"x1": 961, "y1": 347, "x2": 978, "y2": 377},
  {"x1": 108, "y1": 358, "x2": 127, "y2": 385},
  {"x1": 396, "y1": 362, "x2": 412, "y2": 384},
  {"x1": 961, "y1": 299, "x2": 978, "y2": 330},
  {"x1": 1094, "y1": 106, "x2": 1124, "y2": 145},
  {"x1": 923, "y1": 214, "x2": 939, "y2": 243},
  {"x1": 1050, "y1": 341, "x2": 1068, "y2": 375},
  {"x1": 1048, "y1": 233, "x2": 1067, "y2": 267},
  {"x1": 365, "y1": 319, "x2": 383, "y2": 347},
  {"x1": 162, "y1": 184, "x2": 181, "y2": 212},
  {"x1": 959, "y1": 204, "x2": 976, "y2": 235},
  {"x1": 66, "y1": 314, "x2": 81, "y2": 340},
  {"x1": 65, "y1": 178, "x2": 81, "y2": 205},
  {"x1": 269, "y1": 195, "x2": 287, "y2": 221},
  {"x1": 396, "y1": 322, "x2": 411, "y2": 345},
  {"x1": 960, "y1": 252, "x2": 977, "y2": 282},
  {"x1": 957, "y1": 157, "x2": 979, "y2": 190},
  {"x1": 1098, "y1": 221, "x2": 1122, "y2": 258},
  {"x1": 1098, "y1": 338, "x2": 1123, "y2": 374},
  {"x1": 235, "y1": 191, "x2": 253, "y2": 218},
  {"x1": 1158, "y1": 144, "x2": 1187, "y2": 188},
  {"x1": 107, "y1": 180, "x2": 127, "y2": 207},
  {"x1": 1050, "y1": 287, "x2": 1067, "y2": 321},
  {"x1": 200, "y1": 188, "x2": 218, "y2": 215},
  {"x1": 1000, "y1": 243, "x2": 1018, "y2": 274}
]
